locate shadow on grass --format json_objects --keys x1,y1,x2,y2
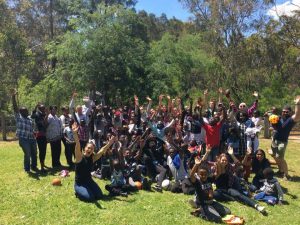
[{"x1": 281, "y1": 186, "x2": 297, "y2": 200}]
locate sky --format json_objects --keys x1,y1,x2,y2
[
  {"x1": 135, "y1": 0, "x2": 192, "y2": 21},
  {"x1": 135, "y1": 0, "x2": 300, "y2": 21}
]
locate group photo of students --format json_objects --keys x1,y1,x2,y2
[{"x1": 11, "y1": 87, "x2": 300, "y2": 223}]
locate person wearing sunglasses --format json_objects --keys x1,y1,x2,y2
[{"x1": 269, "y1": 97, "x2": 300, "y2": 181}]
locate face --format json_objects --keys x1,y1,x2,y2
[
  {"x1": 220, "y1": 156, "x2": 228, "y2": 166},
  {"x1": 198, "y1": 169, "x2": 208, "y2": 182},
  {"x1": 282, "y1": 109, "x2": 291, "y2": 119},
  {"x1": 20, "y1": 107, "x2": 29, "y2": 118},
  {"x1": 149, "y1": 140, "x2": 156, "y2": 148},
  {"x1": 239, "y1": 103, "x2": 247, "y2": 110},
  {"x1": 84, "y1": 143, "x2": 94, "y2": 157},
  {"x1": 51, "y1": 107, "x2": 57, "y2": 115},
  {"x1": 256, "y1": 151, "x2": 264, "y2": 161},
  {"x1": 124, "y1": 150, "x2": 131, "y2": 159},
  {"x1": 77, "y1": 106, "x2": 83, "y2": 115},
  {"x1": 209, "y1": 101, "x2": 215, "y2": 109}
]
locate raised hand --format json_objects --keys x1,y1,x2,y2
[
  {"x1": 206, "y1": 145, "x2": 212, "y2": 154},
  {"x1": 146, "y1": 96, "x2": 152, "y2": 102},
  {"x1": 195, "y1": 156, "x2": 201, "y2": 165},
  {"x1": 253, "y1": 91, "x2": 259, "y2": 98},
  {"x1": 227, "y1": 146, "x2": 234, "y2": 155},
  {"x1": 246, "y1": 147, "x2": 252, "y2": 156},
  {"x1": 295, "y1": 96, "x2": 300, "y2": 105},
  {"x1": 218, "y1": 87, "x2": 223, "y2": 94},
  {"x1": 204, "y1": 89, "x2": 208, "y2": 96}
]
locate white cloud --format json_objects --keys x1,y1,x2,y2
[{"x1": 267, "y1": 0, "x2": 300, "y2": 19}]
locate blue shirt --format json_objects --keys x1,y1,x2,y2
[
  {"x1": 273, "y1": 117, "x2": 295, "y2": 142},
  {"x1": 14, "y1": 113, "x2": 35, "y2": 140}
]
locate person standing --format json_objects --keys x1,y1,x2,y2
[
  {"x1": 46, "y1": 105, "x2": 63, "y2": 168},
  {"x1": 11, "y1": 89, "x2": 37, "y2": 172},
  {"x1": 31, "y1": 104, "x2": 48, "y2": 172},
  {"x1": 269, "y1": 97, "x2": 300, "y2": 180}
]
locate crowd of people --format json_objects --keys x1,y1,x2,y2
[{"x1": 11, "y1": 88, "x2": 300, "y2": 223}]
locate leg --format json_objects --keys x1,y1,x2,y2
[
  {"x1": 213, "y1": 189, "x2": 235, "y2": 202},
  {"x1": 74, "y1": 183, "x2": 96, "y2": 202},
  {"x1": 211, "y1": 201, "x2": 231, "y2": 217},
  {"x1": 155, "y1": 164, "x2": 167, "y2": 187},
  {"x1": 36, "y1": 136, "x2": 47, "y2": 168},
  {"x1": 30, "y1": 139, "x2": 38, "y2": 169},
  {"x1": 19, "y1": 138, "x2": 31, "y2": 172},
  {"x1": 86, "y1": 179, "x2": 103, "y2": 200},
  {"x1": 202, "y1": 204, "x2": 223, "y2": 223},
  {"x1": 65, "y1": 143, "x2": 74, "y2": 167},
  {"x1": 228, "y1": 188, "x2": 257, "y2": 208}
]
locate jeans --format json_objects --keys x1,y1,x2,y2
[
  {"x1": 74, "y1": 179, "x2": 103, "y2": 202},
  {"x1": 36, "y1": 136, "x2": 47, "y2": 165},
  {"x1": 254, "y1": 192, "x2": 278, "y2": 205},
  {"x1": 201, "y1": 201, "x2": 231, "y2": 223},
  {"x1": 19, "y1": 137, "x2": 37, "y2": 171},
  {"x1": 65, "y1": 142, "x2": 75, "y2": 167},
  {"x1": 50, "y1": 139, "x2": 61, "y2": 167}
]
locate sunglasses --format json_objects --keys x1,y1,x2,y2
[
  {"x1": 239, "y1": 105, "x2": 246, "y2": 108},
  {"x1": 282, "y1": 110, "x2": 290, "y2": 113}
]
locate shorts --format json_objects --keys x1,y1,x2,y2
[{"x1": 271, "y1": 139, "x2": 288, "y2": 159}]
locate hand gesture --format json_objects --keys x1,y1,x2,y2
[
  {"x1": 134, "y1": 95, "x2": 138, "y2": 101},
  {"x1": 295, "y1": 96, "x2": 300, "y2": 105},
  {"x1": 72, "y1": 91, "x2": 78, "y2": 98},
  {"x1": 246, "y1": 147, "x2": 252, "y2": 156},
  {"x1": 218, "y1": 87, "x2": 223, "y2": 94},
  {"x1": 146, "y1": 96, "x2": 152, "y2": 102},
  {"x1": 198, "y1": 97, "x2": 204, "y2": 107},
  {"x1": 166, "y1": 95, "x2": 171, "y2": 100},
  {"x1": 72, "y1": 122, "x2": 79, "y2": 133},
  {"x1": 109, "y1": 135, "x2": 117, "y2": 143},
  {"x1": 206, "y1": 145, "x2": 212, "y2": 154},
  {"x1": 204, "y1": 89, "x2": 208, "y2": 96},
  {"x1": 227, "y1": 146, "x2": 234, "y2": 155},
  {"x1": 195, "y1": 156, "x2": 201, "y2": 165},
  {"x1": 159, "y1": 95, "x2": 164, "y2": 102},
  {"x1": 253, "y1": 91, "x2": 259, "y2": 98}
]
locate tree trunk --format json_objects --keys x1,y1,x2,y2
[{"x1": 1, "y1": 112, "x2": 7, "y2": 141}]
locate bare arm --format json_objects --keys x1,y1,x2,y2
[
  {"x1": 93, "y1": 136, "x2": 116, "y2": 162},
  {"x1": 292, "y1": 97, "x2": 300, "y2": 122},
  {"x1": 227, "y1": 146, "x2": 240, "y2": 164},
  {"x1": 72, "y1": 123, "x2": 82, "y2": 163},
  {"x1": 11, "y1": 89, "x2": 18, "y2": 113}
]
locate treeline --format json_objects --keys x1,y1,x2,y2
[{"x1": 1, "y1": 0, "x2": 300, "y2": 113}]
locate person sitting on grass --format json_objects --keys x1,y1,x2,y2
[
  {"x1": 213, "y1": 148, "x2": 266, "y2": 214},
  {"x1": 190, "y1": 155, "x2": 231, "y2": 223},
  {"x1": 72, "y1": 122, "x2": 116, "y2": 202},
  {"x1": 254, "y1": 167, "x2": 284, "y2": 206}
]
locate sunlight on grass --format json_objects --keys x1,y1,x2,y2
[{"x1": 0, "y1": 139, "x2": 299, "y2": 225}]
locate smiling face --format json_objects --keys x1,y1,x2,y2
[
  {"x1": 83, "y1": 143, "x2": 95, "y2": 157},
  {"x1": 256, "y1": 150, "x2": 265, "y2": 162},
  {"x1": 198, "y1": 168, "x2": 208, "y2": 182},
  {"x1": 219, "y1": 155, "x2": 228, "y2": 167}
]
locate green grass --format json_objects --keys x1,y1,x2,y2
[{"x1": 0, "y1": 139, "x2": 300, "y2": 225}]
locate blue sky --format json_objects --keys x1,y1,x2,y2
[
  {"x1": 135, "y1": 0, "x2": 298, "y2": 21},
  {"x1": 135, "y1": 0, "x2": 192, "y2": 21}
]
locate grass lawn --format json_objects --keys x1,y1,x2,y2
[{"x1": 0, "y1": 139, "x2": 300, "y2": 225}]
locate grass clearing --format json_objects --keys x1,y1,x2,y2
[{"x1": 0, "y1": 139, "x2": 300, "y2": 225}]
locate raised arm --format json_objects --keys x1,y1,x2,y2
[
  {"x1": 93, "y1": 136, "x2": 116, "y2": 162},
  {"x1": 72, "y1": 122, "x2": 82, "y2": 163},
  {"x1": 11, "y1": 89, "x2": 18, "y2": 113},
  {"x1": 190, "y1": 156, "x2": 202, "y2": 183},
  {"x1": 227, "y1": 146, "x2": 240, "y2": 164},
  {"x1": 242, "y1": 148, "x2": 252, "y2": 166},
  {"x1": 292, "y1": 96, "x2": 300, "y2": 122},
  {"x1": 247, "y1": 91, "x2": 259, "y2": 116},
  {"x1": 218, "y1": 87, "x2": 223, "y2": 104}
]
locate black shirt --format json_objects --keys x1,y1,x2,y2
[{"x1": 75, "y1": 156, "x2": 93, "y2": 184}]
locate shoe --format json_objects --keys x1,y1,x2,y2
[
  {"x1": 283, "y1": 175, "x2": 292, "y2": 181},
  {"x1": 188, "y1": 199, "x2": 198, "y2": 209},
  {"x1": 153, "y1": 185, "x2": 162, "y2": 192},
  {"x1": 40, "y1": 168, "x2": 47, "y2": 173},
  {"x1": 31, "y1": 167, "x2": 39, "y2": 172},
  {"x1": 256, "y1": 205, "x2": 266, "y2": 214},
  {"x1": 120, "y1": 191, "x2": 128, "y2": 197}
]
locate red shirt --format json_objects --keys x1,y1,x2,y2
[{"x1": 202, "y1": 122, "x2": 222, "y2": 147}]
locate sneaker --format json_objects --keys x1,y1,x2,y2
[
  {"x1": 256, "y1": 205, "x2": 266, "y2": 214},
  {"x1": 31, "y1": 167, "x2": 39, "y2": 172},
  {"x1": 120, "y1": 191, "x2": 128, "y2": 197},
  {"x1": 153, "y1": 185, "x2": 162, "y2": 192}
]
